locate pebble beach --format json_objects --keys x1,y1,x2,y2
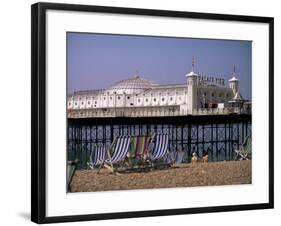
[{"x1": 70, "y1": 160, "x2": 251, "y2": 193}]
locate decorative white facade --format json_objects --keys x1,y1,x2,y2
[{"x1": 67, "y1": 66, "x2": 248, "y2": 118}]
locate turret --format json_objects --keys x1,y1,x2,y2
[
  {"x1": 186, "y1": 57, "x2": 199, "y2": 113},
  {"x1": 229, "y1": 66, "x2": 239, "y2": 95}
]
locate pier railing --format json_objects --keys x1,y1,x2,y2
[
  {"x1": 68, "y1": 106, "x2": 251, "y2": 118},
  {"x1": 193, "y1": 107, "x2": 250, "y2": 115}
]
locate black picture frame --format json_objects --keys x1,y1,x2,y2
[{"x1": 31, "y1": 2, "x2": 274, "y2": 224}]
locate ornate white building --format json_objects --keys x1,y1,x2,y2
[{"x1": 67, "y1": 65, "x2": 247, "y2": 118}]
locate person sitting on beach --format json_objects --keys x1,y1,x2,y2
[
  {"x1": 202, "y1": 151, "x2": 209, "y2": 163},
  {"x1": 191, "y1": 152, "x2": 198, "y2": 163}
]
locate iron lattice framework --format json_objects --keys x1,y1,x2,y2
[{"x1": 67, "y1": 115, "x2": 251, "y2": 169}]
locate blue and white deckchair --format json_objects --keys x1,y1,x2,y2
[
  {"x1": 88, "y1": 145, "x2": 106, "y2": 169},
  {"x1": 165, "y1": 151, "x2": 176, "y2": 164},
  {"x1": 98, "y1": 136, "x2": 131, "y2": 173},
  {"x1": 106, "y1": 136, "x2": 131, "y2": 164},
  {"x1": 150, "y1": 134, "x2": 169, "y2": 160},
  {"x1": 174, "y1": 151, "x2": 184, "y2": 164}
]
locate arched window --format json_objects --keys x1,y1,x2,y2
[{"x1": 162, "y1": 98, "x2": 165, "y2": 102}]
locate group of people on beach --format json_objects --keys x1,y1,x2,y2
[{"x1": 191, "y1": 151, "x2": 209, "y2": 163}]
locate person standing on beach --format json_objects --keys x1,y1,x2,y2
[
  {"x1": 202, "y1": 151, "x2": 209, "y2": 163},
  {"x1": 191, "y1": 152, "x2": 198, "y2": 163}
]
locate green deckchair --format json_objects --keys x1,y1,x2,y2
[
  {"x1": 67, "y1": 159, "x2": 79, "y2": 192},
  {"x1": 127, "y1": 135, "x2": 152, "y2": 163}
]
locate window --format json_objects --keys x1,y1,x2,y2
[
  {"x1": 211, "y1": 93, "x2": 214, "y2": 97},
  {"x1": 87, "y1": 101, "x2": 90, "y2": 104},
  {"x1": 170, "y1": 97, "x2": 173, "y2": 101},
  {"x1": 146, "y1": 99, "x2": 148, "y2": 102},
  {"x1": 154, "y1": 98, "x2": 157, "y2": 102},
  {"x1": 68, "y1": 102, "x2": 71, "y2": 105},
  {"x1": 162, "y1": 98, "x2": 165, "y2": 102},
  {"x1": 117, "y1": 96, "x2": 120, "y2": 100},
  {"x1": 75, "y1": 102, "x2": 77, "y2": 105},
  {"x1": 138, "y1": 99, "x2": 140, "y2": 103},
  {"x1": 226, "y1": 93, "x2": 229, "y2": 98},
  {"x1": 103, "y1": 97, "x2": 106, "y2": 100},
  {"x1": 110, "y1": 97, "x2": 112, "y2": 100},
  {"x1": 94, "y1": 101, "x2": 97, "y2": 104},
  {"x1": 127, "y1": 96, "x2": 130, "y2": 99},
  {"x1": 81, "y1": 102, "x2": 84, "y2": 105}
]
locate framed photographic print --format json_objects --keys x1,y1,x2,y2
[{"x1": 31, "y1": 2, "x2": 274, "y2": 224}]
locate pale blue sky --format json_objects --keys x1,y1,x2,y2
[{"x1": 67, "y1": 32, "x2": 252, "y2": 99}]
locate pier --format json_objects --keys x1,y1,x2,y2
[{"x1": 68, "y1": 114, "x2": 251, "y2": 169}]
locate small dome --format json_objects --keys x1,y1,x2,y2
[
  {"x1": 186, "y1": 70, "x2": 199, "y2": 77},
  {"x1": 229, "y1": 76, "x2": 239, "y2": 82},
  {"x1": 106, "y1": 75, "x2": 157, "y2": 95}
]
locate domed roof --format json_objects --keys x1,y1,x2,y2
[{"x1": 106, "y1": 75, "x2": 157, "y2": 95}]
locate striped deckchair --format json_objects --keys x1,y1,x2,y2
[
  {"x1": 98, "y1": 136, "x2": 131, "y2": 173},
  {"x1": 174, "y1": 151, "x2": 184, "y2": 164},
  {"x1": 150, "y1": 134, "x2": 169, "y2": 161},
  {"x1": 234, "y1": 136, "x2": 252, "y2": 160},
  {"x1": 88, "y1": 145, "x2": 106, "y2": 169},
  {"x1": 165, "y1": 150, "x2": 185, "y2": 164},
  {"x1": 164, "y1": 151, "x2": 175, "y2": 164},
  {"x1": 128, "y1": 135, "x2": 151, "y2": 161}
]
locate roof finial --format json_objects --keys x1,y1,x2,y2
[
  {"x1": 192, "y1": 56, "x2": 195, "y2": 72},
  {"x1": 233, "y1": 65, "x2": 236, "y2": 74},
  {"x1": 135, "y1": 70, "x2": 140, "y2": 78}
]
